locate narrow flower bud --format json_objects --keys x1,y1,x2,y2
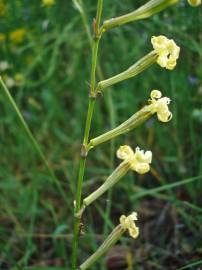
[
  {"x1": 96, "y1": 51, "x2": 157, "y2": 93},
  {"x1": 76, "y1": 146, "x2": 151, "y2": 217},
  {"x1": 88, "y1": 105, "x2": 152, "y2": 149},
  {"x1": 102, "y1": 0, "x2": 179, "y2": 30},
  {"x1": 88, "y1": 90, "x2": 172, "y2": 149},
  {"x1": 187, "y1": 0, "x2": 201, "y2": 6},
  {"x1": 79, "y1": 213, "x2": 139, "y2": 270},
  {"x1": 151, "y1": 35, "x2": 180, "y2": 70}
]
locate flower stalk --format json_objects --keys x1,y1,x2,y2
[
  {"x1": 76, "y1": 161, "x2": 130, "y2": 218},
  {"x1": 79, "y1": 212, "x2": 139, "y2": 270},
  {"x1": 96, "y1": 35, "x2": 180, "y2": 94},
  {"x1": 96, "y1": 51, "x2": 158, "y2": 93},
  {"x1": 88, "y1": 90, "x2": 172, "y2": 150},
  {"x1": 79, "y1": 225, "x2": 124, "y2": 270},
  {"x1": 88, "y1": 105, "x2": 152, "y2": 150},
  {"x1": 71, "y1": 1, "x2": 180, "y2": 269},
  {"x1": 102, "y1": 0, "x2": 179, "y2": 31},
  {"x1": 77, "y1": 146, "x2": 152, "y2": 217}
]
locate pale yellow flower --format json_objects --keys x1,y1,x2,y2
[
  {"x1": 9, "y1": 29, "x2": 26, "y2": 44},
  {"x1": 116, "y1": 145, "x2": 134, "y2": 160},
  {"x1": 188, "y1": 0, "x2": 201, "y2": 6},
  {"x1": 14, "y1": 73, "x2": 23, "y2": 81},
  {"x1": 42, "y1": 0, "x2": 55, "y2": 6},
  {"x1": 149, "y1": 90, "x2": 172, "y2": 122},
  {"x1": 0, "y1": 33, "x2": 6, "y2": 43},
  {"x1": 151, "y1": 35, "x2": 180, "y2": 70},
  {"x1": 120, "y1": 212, "x2": 139, "y2": 239},
  {"x1": 117, "y1": 145, "x2": 152, "y2": 174}
]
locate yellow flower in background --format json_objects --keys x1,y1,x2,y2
[
  {"x1": 120, "y1": 212, "x2": 139, "y2": 239},
  {"x1": 117, "y1": 145, "x2": 152, "y2": 174},
  {"x1": 42, "y1": 0, "x2": 55, "y2": 6},
  {"x1": 0, "y1": 33, "x2": 6, "y2": 43},
  {"x1": 25, "y1": 55, "x2": 34, "y2": 65},
  {"x1": 9, "y1": 29, "x2": 26, "y2": 44},
  {"x1": 188, "y1": 0, "x2": 201, "y2": 6},
  {"x1": 149, "y1": 90, "x2": 172, "y2": 122},
  {"x1": 14, "y1": 73, "x2": 24, "y2": 83},
  {"x1": 0, "y1": 1, "x2": 7, "y2": 16},
  {"x1": 1, "y1": 73, "x2": 24, "y2": 88},
  {"x1": 9, "y1": 28, "x2": 26, "y2": 44},
  {"x1": 151, "y1": 35, "x2": 180, "y2": 70}
]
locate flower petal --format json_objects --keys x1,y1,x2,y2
[{"x1": 117, "y1": 145, "x2": 134, "y2": 160}]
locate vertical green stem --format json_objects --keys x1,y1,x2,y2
[
  {"x1": 90, "y1": 39, "x2": 100, "y2": 95},
  {"x1": 74, "y1": 0, "x2": 117, "y2": 261},
  {"x1": 71, "y1": 1, "x2": 103, "y2": 269},
  {"x1": 83, "y1": 99, "x2": 96, "y2": 146},
  {"x1": 90, "y1": 0, "x2": 103, "y2": 96},
  {"x1": 95, "y1": 0, "x2": 103, "y2": 35}
]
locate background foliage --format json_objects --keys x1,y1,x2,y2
[{"x1": 0, "y1": 0, "x2": 202, "y2": 269}]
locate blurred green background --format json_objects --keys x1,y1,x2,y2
[{"x1": 0, "y1": 0, "x2": 202, "y2": 269}]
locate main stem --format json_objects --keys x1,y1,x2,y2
[
  {"x1": 71, "y1": 1, "x2": 103, "y2": 269},
  {"x1": 74, "y1": 0, "x2": 117, "y2": 245}
]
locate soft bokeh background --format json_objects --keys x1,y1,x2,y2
[{"x1": 0, "y1": 0, "x2": 202, "y2": 269}]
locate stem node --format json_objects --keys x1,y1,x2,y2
[
  {"x1": 75, "y1": 203, "x2": 86, "y2": 219},
  {"x1": 80, "y1": 144, "x2": 88, "y2": 158},
  {"x1": 89, "y1": 92, "x2": 97, "y2": 99}
]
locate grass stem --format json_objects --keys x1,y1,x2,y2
[{"x1": 0, "y1": 77, "x2": 67, "y2": 203}]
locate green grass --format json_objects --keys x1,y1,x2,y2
[{"x1": 0, "y1": 0, "x2": 202, "y2": 269}]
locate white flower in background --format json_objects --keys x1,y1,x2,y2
[
  {"x1": 0, "y1": 61, "x2": 10, "y2": 71},
  {"x1": 117, "y1": 145, "x2": 152, "y2": 174},
  {"x1": 4, "y1": 77, "x2": 15, "y2": 88},
  {"x1": 149, "y1": 90, "x2": 172, "y2": 122},
  {"x1": 188, "y1": 0, "x2": 201, "y2": 6},
  {"x1": 120, "y1": 212, "x2": 139, "y2": 239},
  {"x1": 151, "y1": 35, "x2": 180, "y2": 70}
]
